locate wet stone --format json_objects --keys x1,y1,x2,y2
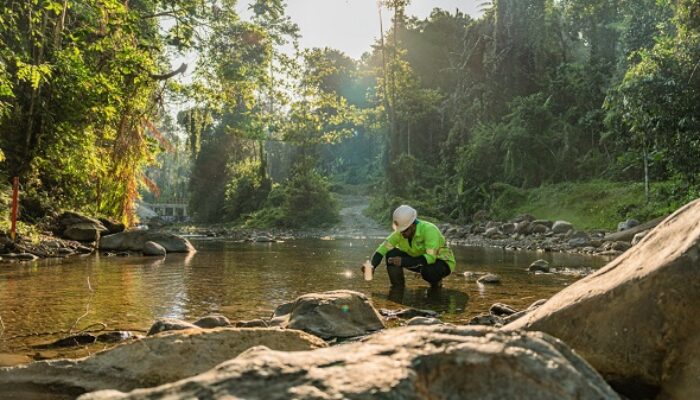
[
  {"x1": 96, "y1": 331, "x2": 133, "y2": 343},
  {"x1": 528, "y1": 259, "x2": 550, "y2": 273},
  {"x1": 234, "y1": 319, "x2": 269, "y2": 328},
  {"x1": 490, "y1": 303, "x2": 518, "y2": 317},
  {"x1": 194, "y1": 315, "x2": 231, "y2": 328},
  {"x1": 477, "y1": 273, "x2": 501, "y2": 284},
  {"x1": 147, "y1": 318, "x2": 200, "y2": 336},
  {"x1": 35, "y1": 333, "x2": 97, "y2": 349}
]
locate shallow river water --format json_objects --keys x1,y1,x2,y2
[{"x1": 0, "y1": 238, "x2": 611, "y2": 364}]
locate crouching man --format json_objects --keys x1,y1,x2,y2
[{"x1": 366, "y1": 205, "x2": 455, "y2": 288}]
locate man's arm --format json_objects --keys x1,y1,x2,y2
[{"x1": 371, "y1": 232, "x2": 400, "y2": 269}]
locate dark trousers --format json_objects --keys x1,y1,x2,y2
[{"x1": 385, "y1": 249, "x2": 451, "y2": 287}]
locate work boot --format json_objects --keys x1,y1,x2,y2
[{"x1": 430, "y1": 280, "x2": 443, "y2": 289}]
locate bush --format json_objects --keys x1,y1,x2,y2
[
  {"x1": 246, "y1": 169, "x2": 339, "y2": 228},
  {"x1": 223, "y1": 160, "x2": 270, "y2": 222}
]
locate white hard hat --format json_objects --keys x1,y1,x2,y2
[{"x1": 393, "y1": 205, "x2": 417, "y2": 232}]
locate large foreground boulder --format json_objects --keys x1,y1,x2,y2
[
  {"x1": 507, "y1": 198, "x2": 700, "y2": 400},
  {"x1": 79, "y1": 325, "x2": 619, "y2": 400},
  {"x1": 100, "y1": 230, "x2": 195, "y2": 253},
  {"x1": 0, "y1": 328, "x2": 325, "y2": 396},
  {"x1": 277, "y1": 290, "x2": 385, "y2": 339}
]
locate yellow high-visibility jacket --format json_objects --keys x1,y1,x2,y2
[{"x1": 375, "y1": 220, "x2": 456, "y2": 271}]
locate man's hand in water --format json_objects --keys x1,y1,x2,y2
[{"x1": 388, "y1": 257, "x2": 402, "y2": 267}]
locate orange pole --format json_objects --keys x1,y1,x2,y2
[{"x1": 10, "y1": 177, "x2": 19, "y2": 241}]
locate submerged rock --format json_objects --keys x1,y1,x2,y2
[
  {"x1": 477, "y1": 273, "x2": 501, "y2": 284},
  {"x1": 528, "y1": 259, "x2": 550, "y2": 273},
  {"x1": 77, "y1": 326, "x2": 619, "y2": 400},
  {"x1": 34, "y1": 334, "x2": 97, "y2": 349},
  {"x1": 96, "y1": 331, "x2": 132, "y2": 344},
  {"x1": 507, "y1": 199, "x2": 700, "y2": 399},
  {"x1": 0, "y1": 328, "x2": 326, "y2": 395},
  {"x1": 277, "y1": 290, "x2": 385, "y2": 339}
]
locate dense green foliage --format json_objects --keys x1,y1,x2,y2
[
  {"x1": 362, "y1": 0, "x2": 699, "y2": 226},
  {"x1": 0, "y1": 0, "x2": 206, "y2": 224},
  {"x1": 1, "y1": 0, "x2": 698, "y2": 231}
]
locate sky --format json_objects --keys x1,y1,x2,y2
[{"x1": 238, "y1": 0, "x2": 483, "y2": 59}]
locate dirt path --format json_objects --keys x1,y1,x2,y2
[{"x1": 330, "y1": 194, "x2": 389, "y2": 239}]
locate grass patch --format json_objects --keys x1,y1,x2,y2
[{"x1": 491, "y1": 180, "x2": 683, "y2": 230}]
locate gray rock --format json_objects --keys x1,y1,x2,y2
[
  {"x1": 617, "y1": 219, "x2": 640, "y2": 232},
  {"x1": 193, "y1": 315, "x2": 231, "y2": 328},
  {"x1": 612, "y1": 241, "x2": 632, "y2": 252},
  {"x1": 56, "y1": 247, "x2": 75, "y2": 256},
  {"x1": 75, "y1": 245, "x2": 93, "y2": 254},
  {"x1": 235, "y1": 319, "x2": 269, "y2": 328},
  {"x1": 552, "y1": 220, "x2": 573, "y2": 234},
  {"x1": 506, "y1": 199, "x2": 700, "y2": 399},
  {"x1": 96, "y1": 331, "x2": 132, "y2": 344},
  {"x1": 43, "y1": 240, "x2": 64, "y2": 249},
  {"x1": 56, "y1": 212, "x2": 105, "y2": 233},
  {"x1": 282, "y1": 290, "x2": 385, "y2": 339},
  {"x1": 485, "y1": 221, "x2": 500, "y2": 230},
  {"x1": 76, "y1": 326, "x2": 619, "y2": 400},
  {"x1": 100, "y1": 230, "x2": 195, "y2": 253},
  {"x1": 35, "y1": 333, "x2": 97, "y2": 349},
  {"x1": 484, "y1": 227, "x2": 500, "y2": 238},
  {"x1": 379, "y1": 308, "x2": 441, "y2": 319},
  {"x1": 15, "y1": 253, "x2": 39, "y2": 261},
  {"x1": 98, "y1": 218, "x2": 125, "y2": 235},
  {"x1": 0, "y1": 328, "x2": 326, "y2": 395},
  {"x1": 142, "y1": 241, "x2": 166, "y2": 257},
  {"x1": 146, "y1": 318, "x2": 200, "y2": 336},
  {"x1": 252, "y1": 235, "x2": 275, "y2": 243},
  {"x1": 477, "y1": 273, "x2": 501, "y2": 284},
  {"x1": 490, "y1": 303, "x2": 518, "y2": 317},
  {"x1": 528, "y1": 259, "x2": 550, "y2": 273},
  {"x1": 568, "y1": 237, "x2": 590, "y2": 248},
  {"x1": 532, "y1": 219, "x2": 553, "y2": 228},
  {"x1": 468, "y1": 314, "x2": 503, "y2": 326},
  {"x1": 64, "y1": 222, "x2": 108, "y2": 242},
  {"x1": 405, "y1": 316, "x2": 443, "y2": 326},
  {"x1": 501, "y1": 223, "x2": 516, "y2": 235},
  {"x1": 272, "y1": 302, "x2": 294, "y2": 318},
  {"x1": 530, "y1": 223, "x2": 549, "y2": 234},
  {"x1": 515, "y1": 221, "x2": 532, "y2": 234}
]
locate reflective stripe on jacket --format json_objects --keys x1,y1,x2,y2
[{"x1": 375, "y1": 220, "x2": 456, "y2": 271}]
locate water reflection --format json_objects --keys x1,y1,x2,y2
[{"x1": 379, "y1": 286, "x2": 469, "y2": 314}]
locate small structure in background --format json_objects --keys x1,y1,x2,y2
[{"x1": 137, "y1": 201, "x2": 189, "y2": 223}]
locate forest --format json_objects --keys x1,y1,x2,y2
[{"x1": 1, "y1": 0, "x2": 699, "y2": 230}]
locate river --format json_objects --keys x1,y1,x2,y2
[{"x1": 0, "y1": 238, "x2": 610, "y2": 365}]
